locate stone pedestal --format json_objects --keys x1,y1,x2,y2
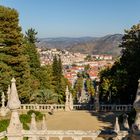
[
  {"x1": 7, "y1": 110, "x2": 23, "y2": 140},
  {"x1": 95, "y1": 85, "x2": 100, "y2": 111},
  {"x1": 132, "y1": 79, "x2": 140, "y2": 135},
  {"x1": 7, "y1": 78, "x2": 23, "y2": 140},
  {"x1": 65, "y1": 86, "x2": 71, "y2": 111},
  {"x1": 122, "y1": 114, "x2": 129, "y2": 130},
  {"x1": 114, "y1": 117, "x2": 120, "y2": 133}
]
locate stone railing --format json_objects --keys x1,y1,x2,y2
[
  {"x1": 100, "y1": 105, "x2": 133, "y2": 112},
  {"x1": 20, "y1": 104, "x2": 94, "y2": 111},
  {"x1": 0, "y1": 131, "x2": 6, "y2": 139},
  {"x1": 73, "y1": 104, "x2": 94, "y2": 110},
  {"x1": 19, "y1": 104, "x2": 133, "y2": 112},
  {"x1": 20, "y1": 104, "x2": 65, "y2": 111},
  {"x1": 22, "y1": 130, "x2": 101, "y2": 140}
]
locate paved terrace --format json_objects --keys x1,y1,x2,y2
[{"x1": 39, "y1": 111, "x2": 116, "y2": 131}]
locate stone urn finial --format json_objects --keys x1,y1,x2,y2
[
  {"x1": 30, "y1": 113, "x2": 37, "y2": 131},
  {"x1": 65, "y1": 86, "x2": 69, "y2": 102},
  {"x1": 114, "y1": 117, "x2": 120, "y2": 133},
  {"x1": 1, "y1": 92, "x2": 5, "y2": 108},
  {"x1": 42, "y1": 115, "x2": 47, "y2": 130},
  {"x1": 7, "y1": 77, "x2": 21, "y2": 110},
  {"x1": 66, "y1": 86, "x2": 69, "y2": 94},
  {"x1": 122, "y1": 114, "x2": 129, "y2": 130}
]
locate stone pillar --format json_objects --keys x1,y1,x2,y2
[
  {"x1": 95, "y1": 85, "x2": 100, "y2": 111},
  {"x1": 114, "y1": 117, "x2": 120, "y2": 133},
  {"x1": 122, "y1": 114, "x2": 129, "y2": 130},
  {"x1": 73, "y1": 136, "x2": 82, "y2": 140},
  {"x1": 41, "y1": 115, "x2": 47, "y2": 130},
  {"x1": 7, "y1": 78, "x2": 23, "y2": 140},
  {"x1": 65, "y1": 86, "x2": 70, "y2": 111},
  {"x1": 58, "y1": 136, "x2": 63, "y2": 140},
  {"x1": 29, "y1": 113, "x2": 38, "y2": 140},
  {"x1": 132, "y1": 79, "x2": 140, "y2": 135},
  {"x1": 69, "y1": 92, "x2": 73, "y2": 110},
  {"x1": 1, "y1": 92, "x2": 5, "y2": 108},
  {"x1": 0, "y1": 92, "x2": 7, "y2": 116},
  {"x1": 30, "y1": 113, "x2": 37, "y2": 131}
]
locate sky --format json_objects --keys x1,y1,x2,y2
[{"x1": 0, "y1": 0, "x2": 140, "y2": 38}]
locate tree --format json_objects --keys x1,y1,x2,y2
[
  {"x1": 119, "y1": 24, "x2": 140, "y2": 103},
  {"x1": 25, "y1": 28, "x2": 40, "y2": 69},
  {"x1": 0, "y1": 6, "x2": 31, "y2": 102},
  {"x1": 99, "y1": 23, "x2": 140, "y2": 104},
  {"x1": 84, "y1": 55, "x2": 92, "y2": 61},
  {"x1": 25, "y1": 28, "x2": 38, "y2": 44},
  {"x1": 85, "y1": 78, "x2": 95, "y2": 96},
  {"x1": 74, "y1": 77, "x2": 83, "y2": 95},
  {"x1": 30, "y1": 89, "x2": 59, "y2": 104},
  {"x1": 52, "y1": 56, "x2": 67, "y2": 103}
]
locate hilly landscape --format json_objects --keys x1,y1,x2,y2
[{"x1": 36, "y1": 34, "x2": 123, "y2": 56}]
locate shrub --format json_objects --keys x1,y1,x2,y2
[
  {"x1": 20, "y1": 114, "x2": 31, "y2": 124},
  {"x1": 23, "y1": 123, "x2": 29, "y2": 130},
  {"x1": 27, "y1": 110, "x2": 43, "y2": 121},
  {"x1": 0, "y1": 119, "x2": 10, "y2": 132}
]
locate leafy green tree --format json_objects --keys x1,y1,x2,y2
[
  {"x1": 0, "y1": 6, "x2": 31, "y2": 102},
  {"x1": 30, "y1": 89, "x2": 59, "y2": 104},
  {"x1": 74, "y1": 77, "x2": 83, "y2": 94},
  {"x1": 37, "y1": 65, "x2": 54, "y2": 90}
]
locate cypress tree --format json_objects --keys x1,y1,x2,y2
[
  {"x1": 25, "y1": 28, "x2": 40, "y2": 69},
  {"x1": 52, "y1": 56, "x2": 67, "y2": 103}
]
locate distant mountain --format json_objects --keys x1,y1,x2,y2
[{"x1": 36, "y1": 34, "x2": 123, "y2": 56}]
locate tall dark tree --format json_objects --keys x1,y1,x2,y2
[
  {"x1": 119, "y1": 24, "x2": 140, "y2": 103},
  {"x1": 25, "y1": 28, "x2": 40, "y2": 69},
  {"x1": 0, "y1": 6, "x2": 31, "y2": 102},
  {"x1": 52, "y1": 56, "x2": 67, "y2": 103},
  {"x1": 99, "y1": 23, "x2": 140, "y2": 104}
]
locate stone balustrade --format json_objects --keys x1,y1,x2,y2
[
  {"x1": 0, "y1": 130, "x2": 129, "y2": 140},
  {"x1": 22, "y1": 130, "x2": 101, "y2": 140},
  {"x1": 100, "y1": 105, "x2": 133, "y2": 112},
  {"x1": 73, "y1": 104, "x2": 94, "y2": 110},
  {"x1": 20, "y1": 104, "x2": 65, "y2": 111},
  {"x1": 19, "y1": 104, "x2": 133, "y2": 112}
]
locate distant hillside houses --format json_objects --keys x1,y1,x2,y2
[
  {"x1": 37, "y1": 48, "x2": 113, "y2": 66},
  {"x1": 92, "y1": 54, "x2": 113, "y2": 60},
  {"x1": 37, "y1": 48, "x2": 114, "y2": 83},
  {"x1": 37, "y1": 48, "x2": 86, "y2": 66},
  {"x1": 64, "y1": 60, "x2": 114, "y2": 84}
]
